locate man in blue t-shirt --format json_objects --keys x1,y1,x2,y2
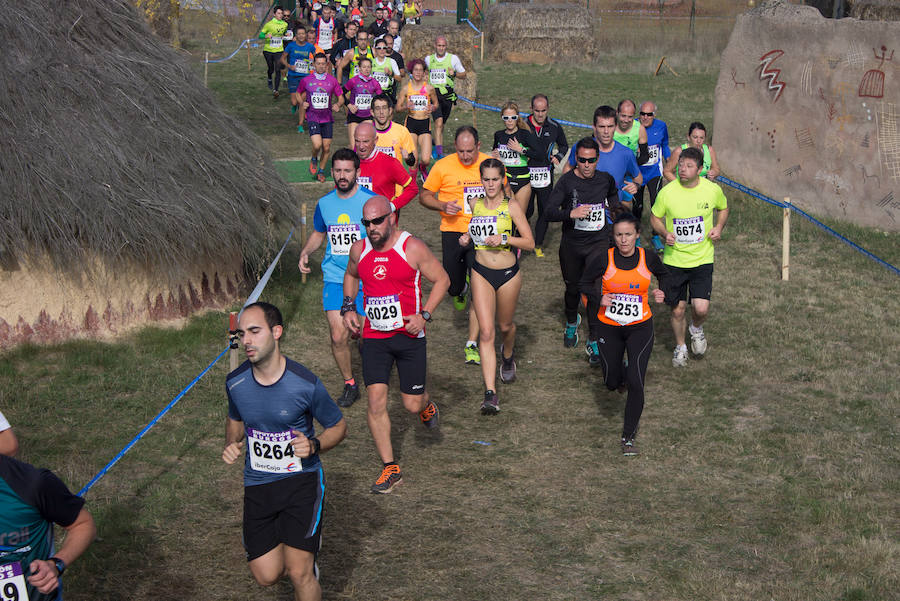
[
  {"x1": 0, "y1": 456, "x2": 96, "y2": 601},
  {"x1": 281, "y1": 24, "x2": 317, "y2": 133},
  {"x1": 565, "y1": 105, "x2": 642, "y2": 207},
  {"x1": 223, "y1": 301, "x2": 347, "y2": 601},
  {"x1": 637, "y1": 101, "x2": 671, "y2": 251},
  {"x1": 299, "y1": 148, "x2": 375, "y2": 408}
]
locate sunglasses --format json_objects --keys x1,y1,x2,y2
[
  {"x1": 375, "y1": 46, "x2": 387, "y2": 50},
  {"x1": 501, "y1": 115, "x2": 518, "y2": 121},
  {"x1": 576, "y1": 156, "x2": 598, "y2": 164},
  {"x1": 639, "y1": 111, "x2": 654, "y2": 116},
  {"x1": 361, "y1": 213, "x2": 391, "y2": 227}
]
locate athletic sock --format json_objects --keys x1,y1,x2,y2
[
  {"x1": 676, "y1": 343, "x2": 688, "y2": 351},
  {"x1": 466, "y1": 340, "x2": 477, "y2": 348},
  {"x1": 689, "y1": 323, "x2": 704, "y2": 335},
  {"x1": 345, "y1": 377, "x2": 356, "y2": 386},
  {"x1": 383, "y1": 461, "x2": 398, "y2": 467},
  {"x1": 435, "y1": 144, "x2": 443, "y2": 155}
]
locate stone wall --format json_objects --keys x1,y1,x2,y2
[{"x1": 713, "y1": 1, "x2": 900, "y2": 230}]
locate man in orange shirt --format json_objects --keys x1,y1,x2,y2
[{"x1": 420, "y1": 126, "x2": 492, "y2": 365}]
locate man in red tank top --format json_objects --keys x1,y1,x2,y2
[
  {"x1": 341, "y1": 195, "x2": 450, "y2": 493},
  {"x1": 354, "y1": 122, "x2": 418, "y2": 219}
]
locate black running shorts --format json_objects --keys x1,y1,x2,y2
[
  {"x1": 663, "y1": 262, "x2": 714, "y2": 305},
  {"x1": 243, "y1": 470, "x2": 324, "y2": 561},
  {"x1": 361, "y1": 333, "x2": 427, "y2": 394}
]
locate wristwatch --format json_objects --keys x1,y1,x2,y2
[
  {"x1": 50, "y1": 557, "x2": 66, "y2": 576},
  {"x1": 309, "y1": 437, "x2": 321, "y2": 455},
  {"x1": 420, "y1": 310, "x2": 432, "y2": 322}
]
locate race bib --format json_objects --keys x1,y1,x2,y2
[
  {"x1": 247, "y1": 429, "x2": 301, "y2": 474},
  {"x1": 496, "y1": 144, "x2": 519, "y2": 167},
  {"x1": 673, "y1": 216, "x2": 705, "y2": 244},
  {"x1": 461, "y1": 186, "x2": 484, "y2": 214},
  {"x1": 293, "y1": 59, "x2": 310, "y2": 74},
  {"x1": 358, "y1": 176, "x2": 373, "y2": 191},
  {"x1": 429, "y1": 68, "x2": 447, "y2": 86},
  {"x1": 468, "y1": 215, "x2": 498, "y2": 246},
  {"x1": 355, "y1": 93, "x2": 372, "y2": 110},
  {"x1": 410, "y1": 94, "x2": 428, "y2": 112},
  {"x1": 375, "y1": 145, "x2": 395, "y2": 157},
  {"x1": 0, "y1": 563, "x2": 28, "y2": 601},
  {"x1": 373, "y1": 70, "x2": 391, "y2": 87},
  {"x1": 406, "y1": 17, "x2": 416, "y2": 24},
  {"x1": 327, "y1": 224, "x2": 361, "y2": 255},
  {"x1": 318, "y1": 30, "x2": 332, "y2": 49},
  {"x1": 529, "y1": 166, "x2": 551, "y2": 188},
  {"x1": 574, "y1": 204, "x2": 606, "y2": 231},
  {"x1": 647, "y1": 144, "x2": 661, "y2": 165},
  {"x1": 605, "y1": 293, "x2": 643, "y2": 325},
  {"x1": 310, "y1": 91, "x2": 329, "y2": 109},
  {"x1": 270, "y1": 36, "x2": 283, "y2": 50},
  {"x1": 365, "y1": 295, "x2": 403, "y2": 331}
]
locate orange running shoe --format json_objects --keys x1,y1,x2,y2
[{"x1": 371, "y1": 464, "x2": 402, "y2": 494}]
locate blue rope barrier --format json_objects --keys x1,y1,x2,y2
[
  {"x1": 77, "y1": 346, "x2": 230, "y2": 497},
  {"x1": 206, "y1": 39, "x2": 251, "y2": 64},
  {"x1": 463, "y1": 19, "x2": 481, "y2": 34}
]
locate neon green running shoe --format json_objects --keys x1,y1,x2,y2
[{"x1": 464, "y1": 343, "x2": 481, "y2": 365}]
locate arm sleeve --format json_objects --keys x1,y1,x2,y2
[
  {"x1": 555, "y1": 124, "x2": 570, "y2": 160},
  {"x1": 314, "y1": 204, "x2": 327, "y2": 232},
  {"x1": 259, "y1": 21, "x2": 271, "y2": 39},
  {"x1": 0, "y1": 410, "x2": 9, "y2": 431},
  {"x1": 34, "y1": 470, "x2": 85, "y2": 527},
  {"x1": 661, "y1": 126, "x2": 671, "y2": 159},
  {"x1": 227, "y1": 385, "x2": 242, "y2": 421},
  {"x1": 568, "y1": 148, "x2": 577, "y2": 167},
  {"x1": 451, "y1": 55, "x2": 465, "y2": 73},
  {"x1": 422, "y1": 162, "x2": 443, "y2": 193},
  {"x1": 714, "y1": 185, "x2": 728, "y2": 209},
  {"x1": 521, "y1": 130, "x2": 544, "y2": 160},
  {"x1": 637, "y1": 142, "x2": 649, "y2": 165},
  {"x1": 311, "y1": 378, "x2": 344, "y2": 429},
  {"x1": 542, "y1": 178, "x2": 570, "y2": 222},
  {"x1": 390, "y1": 58, "x2": 400, "y2": 76},
  {"x1": 390, "y1": 160, "x2": 418, "y2": 209},
  {"x1": 645, "y1": 248, "x2": 669, "y2": 282},
  {"x1": 492, "y1": 131, "x2": 501, "y2": 150}
]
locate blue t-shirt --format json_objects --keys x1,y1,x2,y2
[
  {"x1": 313, "y1": 187, "x2": 375, "y2": 283},
  {"x1": 284, "y1": 41, "x2": 315, "y2": 79},
  {"x1": 568, "y1": 139, "x2": 641, "y2": 191},
  {"x1": 640, "y1": 119, "x2": 671, "y2": 181},
  {"x1": 226, "y1": 358, "x2": 343, "y2": 486}
]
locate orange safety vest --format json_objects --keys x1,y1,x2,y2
[{"x1": 597, "y1": 247, "x2": 653, "y2": 326}]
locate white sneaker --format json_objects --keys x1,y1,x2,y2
[
  {"x1": 690, "y1": 330, "x2": 707, "y2": 356},
  {"x1": 672, "y1": 346, "x2": 688, "y2": 367}
]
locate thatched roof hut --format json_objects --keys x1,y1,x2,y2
[
  {"x1": 484, "y1": 3, "x2": 596, "y2": 64},
  {"x1": 0, "y1": 0, "x2": 295, "y2": 345}
]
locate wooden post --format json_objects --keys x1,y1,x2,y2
[
  {"x1": 471, "y1": 103, "x2": 477, "y2": 127},
  {"x1": 480, "y1": 31, "x2": 484, "y2": 62},
  {"x1": 247, "y1": 39, "x2": 252, "y2": 72},
  {"x1": 204, "y1": 52, "x2": 209, "y2": 87},
  {"x1": 228, "y1": 311, "x2": 240, "y2": 371},
  {"x1": 654, "y1": 56, "x2": 666, "y2": 76},
  {"x1": 301, "y1": 202, "x2": 308, "y2": 284},
  {"x1": 782, "y1": 198, "x2": 791, "y2": 281}
]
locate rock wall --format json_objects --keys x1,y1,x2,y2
[{"x1": 713, "y1": 1, "x2": 900, "y2": 230}]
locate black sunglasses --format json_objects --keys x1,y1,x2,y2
[
  {"x1": 639, "y1": 111, "x2": 654, "y2": 116},
  {"x1": 361, "y1": 213, "x2": 391, "y2": 227},
  {"x1": 576, "y1": 156, "x2": 598, "y2": 164}
]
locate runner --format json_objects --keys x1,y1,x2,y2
[
  {"x1": 635, "y1": 101, "x2": 670, "y2": 251},
  {"x1": 348, "y1": 0, "x2": 367, "y2": 27},
  {"x1": 613, "y1": 99, "x2": 649, "y2": 163},
  {"x1": 342, "y1": 195, "x2": 450, "y2": 493},
  {"x1": 380, "y1": 20, "x2": 403, "y2": 55},
  {"x1": 382, "y1": 32, "x2": 405, "y2": 74},
  {"x1": 366, "y1": 6, "x2": 388, "y2": 38},
  {"x1": 281, "y1": 24, "x2": 316, "y2": 132},
  {"x1": 298, "y1": 148, "x2": 374, "y2": 405},
  {"x1": 420, "y1": 126, "x2": 493, "y2": 364},
  {"x1": 298, "y1": 53, "x2": 344, "y2": 183},
  {"x1": 355, "y1": 121, "x2": 418, "y2": 217},
  {"x1": 544, "y1": 137, "x2": 622, "y2": 354},
  {"x1": 336, "y1": 30, "x2": 374, "y2": 85},
  {"x1": 402, "y1": 0, "x2": 422, "y2": 25},
  {"x1": 425, "y1": 36, "x2": 467, "y2": 158},
  {"x1": 525, "y1": 93, "x2": 569, "y2": 258},
  {"x1": 492, "y1": 101, "x2": 541, "y2": 214},
  {"x1": 371, "y1": 93, "x2": 417, "y2": 169},
  {"x1": 456, "y1": 158, "x2": 534, "y2": 415},
  {"x1": 579, "y1": 213, "x2": 668, "y2": 455},
  {"x1": 312, "y1": 4, "x2": 337, "y2": 53},
  {"x1": 260, "y1": 5, "x2": 289, "y2": 98},
  {"x1": 650, "y1": 146, "x2": 729, "y2": 367},
  {"x1": 564, "y1": 106, "x2": 643, "y2": 210},
  {"x1": 371, "y1": 39, "x2": 401, "y2": 105},
  {"x1": 342, "y1": 56, "x2": 382, "y2": 147},
  {"x1": 328, "y1": 19, "x2": 357, "y2": 70},
  {"x1": 664, "y1": 121, "x2": 721, "y2": 182},
  {"x1": 224, "y1": 302, "x2": 347, "y2": 601},
  {"x1": 395, "y1": 59, "x2": 438, "y2": 177}
]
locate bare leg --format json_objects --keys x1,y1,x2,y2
[
  {"x1": 470, "y1": 268, "x2": 498, "y2": 391},
  {"x1": 366, "y1": 383, "x2": 393, "y2": 462},
  {"x1": 284, "y1": 546, "x2": 321, "y2": 601},
  {"x1": 326, "y1": 310, "x2": 353, "y2": 380},
  {"x1": 671, "y1": 300, "x2": 688, "y2": 347}
]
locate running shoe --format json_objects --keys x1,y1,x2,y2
[
  {"x1": 371, "y1": 464, "x2": 402, "y2": 493},
  {"x1": 563, "y1": 315, "x2": 581, "y2": 348},
  {"x1": 431, "y1": 148, "x2": 439, "y2": 160},
  {"x1": 534, "y1": 247, "x2": 544, "y2": 258},
  {"x1": 316, "y1": 169, "x2": 326, "y2": 183},
  {"x1": 419, "y1": 401, "x2": 440, "y2": 429},
  {"x1": 651, "y1": 234, "x2": 664, "y2": 253},
  {"x1": 621, "y1": 438, "x2": 639, "y2": 456},
  {"x1": 309, "y1": 158, "x2": 318, "y2": 175},
  {"x1": 464, "y1": 343, "x2": 481, "y2": 365},
  {"x1": 337, "y1": 382, "x2": 359, "y2": 408},
  {"x1": 273, "y1": 90, "x2": 280, "y2": 98},
  {"x1": 291, "y1": 104, "x2": 298, "y2": 114},
  {"x1": 672, "y1": 346, "x2": 688, "y2": 367},
  {"x1": 585, "y1": 340, "x2": 601, "y2": 367},
  {"x1": 481, "y1": 390, "x2": 500, "y2": 415},
  {"x1": 453, "y1": 281, "x2": 469, "y2": 311},
  {"x1": 690, "y1": 329, "x2": 707, "y2": 356},
  {"x1": 297, "y1": 125, "x2": 304, "y2": 133},
  {"x1": 499, "y1": 345, "x2": 516, "y2": 383},
  {"x1": 267, "y1": 79, "x2": 273, "y2": 90}
]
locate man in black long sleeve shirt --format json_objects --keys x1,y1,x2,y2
[
  {"x1": 526, "y1": 94, "x2": 569, "y2": 254},
  {"x1": 543, "y1": 137, "x2": 621, "y2": 351}
]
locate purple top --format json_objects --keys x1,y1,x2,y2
[
  {"x1": 300, "y1": 72, "x2": 342, "y2": 123},
  {"x1": 343, "y1": 75, "x2": 383, "y2": 119}
]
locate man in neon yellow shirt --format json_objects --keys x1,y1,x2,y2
[
  {"x1": 259, "y1": 5, "x2": 289, "y2": 98},
  {"x1": 650, "y1": 146, "x2": 729, "y2": 367}
]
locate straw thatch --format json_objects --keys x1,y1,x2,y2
[
  {"x1": 0, "y1": 0, "x2": 296, "y2": 344},
  {"x1": 484, "y1": 3, "x2": 596, "y2": 64},
  {"x1": 400, "y1": 25, "x2": 479, "y2": 101},
  {"x1": 849, "y1": 0, "x2": 900, "y2": 21}
]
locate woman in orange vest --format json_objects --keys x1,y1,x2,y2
[{"x1": 580, "y1": 213, "x2": 668, "y2": 456}]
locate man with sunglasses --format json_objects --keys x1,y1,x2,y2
[
  {"x1": 299, "y1": 148, "x2": 375, "y2": 408},
  {"x1": 544, "y1": 137, "x2": 622, "y2": 355},
  {"x1": 342, "y1": 195, "x2": 450, "y2": 493},
  {"x1": 636, "y1": 101, "x2": 671, "y2": 252},
  {"x1": 355, "y1": 121, "x2": 418, "y2": 218}
]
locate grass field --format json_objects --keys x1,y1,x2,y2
[{"x1": 2, "y1": 8, "x2": 899, "y2": 601}]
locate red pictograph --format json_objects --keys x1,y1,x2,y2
[{"x1": 758, "y1": 50, "x2": 787, "y2": 103}]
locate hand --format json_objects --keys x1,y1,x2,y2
[
  {"x1": 403, "y1": 313, "x2": 426, "y2": 335},
  {"x1": 343, "y1": 312, "x2": 361, "y2": 336},
  {"x1": 652, "y1": 288, "x2": 666, "y2": 303},
  {"x1": 491, "y1": 149, "x2": 500, "y2": 160},
  {"x1": 407, "y1": 100, "x2": 415, "y2": 111},
  {"x1": 332, "y1": 104, "x2": 341, "y2": 113},
  {"x1": 623, "y1": 182, "x2": 639, "y2": 195},
  {"x1": 303, "y1": 101, "x2": 310, "y2": 109},
  {"x1": 508, "y1": 137, "x2": 523, "y2": 153},
  {"x1": 28, "y1": 559, "x2": 61, "y2": 594},
  {"x1": 266, "y1": 33, "x2": 272, "y2": 39},
  {"x1": 458, "y1": 233, "x2": 471, "y2": 246},
  {"x1": 448, "y1": 69, "x2": 455, "y2": 78},
  {"x1": 665, "y1": 232, "x2": 676, "y2": 246},
  {"x1": 222, "y1": 441, "x2": 244, "y2": 464},
  {"x1": 570, "y1": 205, "x2": 590, "y2": 219},
  {"x1": 600, "y1": 293, "x2": 613, "y2": 307},
  {"x1": 708, "y1": 226, "x2": 723, "y2": 241},
  {"x1": 706, "y1": 173, "x2": 718, "y2": 181},
  {"x1": 443, "y1": 200, "x2": 462, "y2": 215},
  {"x1": 551, "y1": 156, "x2": 560, "y2": 166},
  {"x1": 298, "y1": 253, "x2": 311, "y2": 274},
  {"x1": 483, "y1": 234, "x2": 502, "y2": 247},
  {"x1": 349, "y1": 104, "x2": 358, "y2": 114},
  {"x1": 428, "y1": 103, "x2": 436, "y2": 113},
  {"x1": 290, "y1": 430, "x2": 314, "y2": 458}
]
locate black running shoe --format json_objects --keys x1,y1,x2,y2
[{"x1": 338, "y1": 382, "x2": 359, "y2": 408}]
